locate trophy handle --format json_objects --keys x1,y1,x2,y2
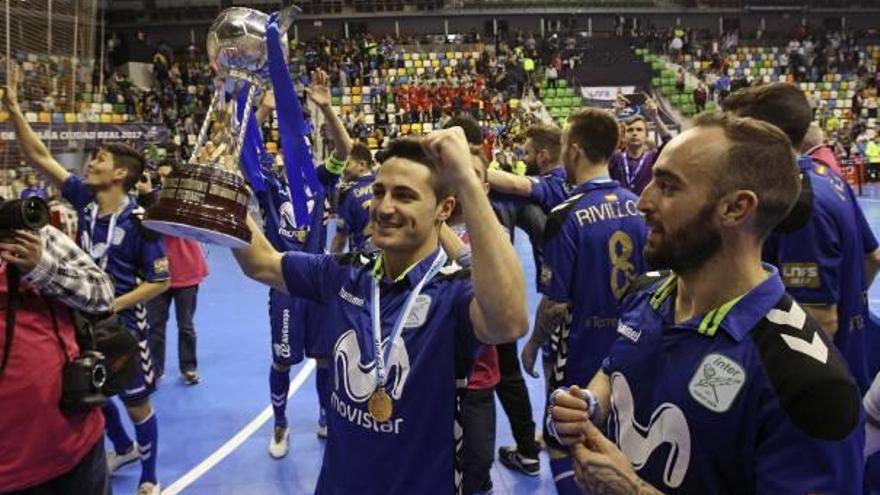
[
  {"x1": 278, "y1": 4, "x2": 301, "y2": 34},
  {"x1": 189, "y1": 88, "x2": 222, "y2": 165}
]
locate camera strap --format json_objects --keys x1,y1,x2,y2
[{"x1": 0, "y1": 267, "x2": 20, "y2": 376}]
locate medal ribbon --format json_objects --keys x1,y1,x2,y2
[
  {"x1": 623, "y1": 154, "x2": 648, "y2": 189},
  {"x1": 87, "y1": 196, "x2": 128, "y2": 270},
  {"x1": 371, "y1": 249, "x2": 448, "y2": 390}
]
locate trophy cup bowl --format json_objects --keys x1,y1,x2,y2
[{"x1": 143, "y1": 5, "x2": 298, "y2": 249}]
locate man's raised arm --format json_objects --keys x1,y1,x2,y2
[
  {"x1": 2, "y1": 66, "x2": 70, "y2": 186},
  {"x1": 232, "y1": 215, "x2": 287, "y2": 293},
  {"x1": 487, "y1": 168, "x2": 534, "y2": 197},
  {"x1": 423, "y1": 127, "x2": 528, "y2": 344}
]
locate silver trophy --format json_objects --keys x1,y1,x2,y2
[{"x1": 144, "y1": 5, "x2": 298, "y2": 248}]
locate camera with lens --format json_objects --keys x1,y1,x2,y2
[
  {"x1": 60, "y1": 349, "x2": 108, "y2": 413},
  {"x1": 0, "y1": 196, "x2": 50, "y2": 232},
  {"x1": 0, "y1": 196, "x2": 109, "y2": 413},
  {"x1": 140, "y1": 168, "x2": 161, "y2": 188}
]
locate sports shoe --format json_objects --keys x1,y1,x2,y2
[
  {"x1": 316, "y1": 407, "x2": 328, "y2": 439},
  {"x1": 137, "y1": 482, "x2": 160, "y2": 495},
  {"x1": 268, "y1": 425, "x2": 289, "y2": 459},
  {"x1": 181, "y1": 370, "x2": 200, "y2": 385},
  {"x1": 107, "y1": 443, "x2": 140, "y2": 473},
  {"x1": 498, "y1": 446, "x2": 540, "y2": 476}
]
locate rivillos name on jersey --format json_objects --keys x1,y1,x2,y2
[{"x1": 540, "y1": 179, "x2": 648, "y2": 391}]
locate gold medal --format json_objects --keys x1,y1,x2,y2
[{"x1": 368, "y1": 388, "x2": 393, "y2": 423}]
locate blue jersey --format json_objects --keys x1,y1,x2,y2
[
  {"x1": 763, "y1": 156, "x2": 878, "y2": 392},
  {"x1": 256, "y1": 161, "x2": 340, "y2": 255},
  {"x1": 540, "y1": 179, "x2": 647, "y2": 389},
  {"x1": 280, "y1": 249, "x2": 479, "y2": 495},
  {"x1": 256, "y1": 159, "x2": 342, "y2": 360},
  {"x1": 528, "y1": 166, "x2": 571, "y2": 213},
  {"x1": 603, "y1": 268, "x2": 864, "y2": 494},
  {"x1": 490, "y1": 191, "x2": 548, "y2": 288},
  {"x1": 20, "y1": 186, "x2": 48, "y2": 200},
  {"x1": 62, "y1": 175, "x2": 169, "y2": 329},
  {"x1": 336, "y1": 173, "x2": 375, "y2": 253}
]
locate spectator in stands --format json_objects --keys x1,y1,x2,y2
[
  {"x1": 717, "y1": 72, "x2": 732, "y2": 100},
  {"x1": 544, "y1": 63, "x2": 558, "y2": 90},
  {"x1": 20, "y1": 173, "x2": 48, "y2": 201},
  {"x1": 608, "y1": 98, "x2": 672, "y2": 195},
  {"x1": 675, "y1": 67, "x2": 686, "y2": 94},
  {"x1": 669, "y1": 34, "x2": 684, "y2": 63},
  {"x1": 693, "y1": 82, "x2": 708, "y2": 113},
  {"x1": 867, "y1": 131, "x2": 880, "y2": 180},
  {"x1": 802, "y1": 124, "x2": 843, "y2": 176}
]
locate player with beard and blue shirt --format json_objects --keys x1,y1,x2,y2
[
  {"x1": 722, "y1": 83, "x2": 880, "y2": 394},
  {"x1": 231, "y1": 129, "x2": 528, "y2": 495},
  {"x1": 331, "y1": 143, "x2": 376, "y2": 255},
  {"x1": 549, "y1": 113, "x2": 864, "y2": 495},
  {"x1": 253, "y1": 71, "x2": 353, "y2": 456},
  {"x1": 5, "y1": 70, "x2": 170, "y2": 495},
  {"x1": 535, "y1": 108, "x2": 648, "y2": 495}
]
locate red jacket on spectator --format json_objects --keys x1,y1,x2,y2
[
  {"x1": 164, "y1": 236, "x2": 208, "y2": 289},
  {"x1": 806, "y1": 144, "x2": 844, "y2": 176},
  {"x1": 0, "y1": 269, "x2": 104, "y2": 492}
]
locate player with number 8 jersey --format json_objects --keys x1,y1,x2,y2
[{"x1": 529, "y1": 108, "x2": 648, "y2": 495}]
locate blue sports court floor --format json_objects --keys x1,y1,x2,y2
[{"x1": 108, "y1": 185, "x2": 880, "y2": 495}]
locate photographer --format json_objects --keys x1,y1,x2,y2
[{"x1": 0, "y1": 216, "x2": 116, "y2": 494}]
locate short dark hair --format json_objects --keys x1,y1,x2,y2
[
  {"x1": 377, "y1": 138, "x2": 453, "y2": 200},
  {"x1": 566, "y1": 108, "x2": 620, "y2": 163},
  {"x1": 721, "y1": 83, "x2": 812, "y2": 149},
  {"x1": 101, "y1": 142, "x2": 145, "y2": 191},
  {"x1": 350, "y1": 142, "x2": 373, "y2": 166},
  {"x1": 524, "y1": 124, "x2": 562, "y2": 163},
  {"x1": 624, "y1": 114, "x2": 648, "y2": 128},
  {"x1": 443, "y1": 115, "x2": 483, "y2": 146},
  {"x1": 691, "y1": 111, "x2": 800, "y2": 237}
]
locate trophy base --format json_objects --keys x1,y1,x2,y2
[
  {"x1": 142, "y1": 220, "x2": 250, "y2": 249},
  {"x1": 143, "y1": 163, "x2": 252, "y2": 249}
]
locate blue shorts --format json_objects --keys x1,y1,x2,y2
[
  {"x1": 269, "y1": 289, "x2": 328, "y2": 366},
  {"x1": 117, "y1": 305, "x2": 156, "y2": 403}
]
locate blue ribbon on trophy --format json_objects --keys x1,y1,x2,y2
[
  {"x1": 237, "y1": 89, "x2": 269, "y2": 195},
  {"x1": 265, "y1": 11, "x2": 321, "y2": 228}
]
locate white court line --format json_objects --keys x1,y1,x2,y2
[
  {"x1": 162, "y1": 359, "x2": 317, "y2": 495},
  {"x1": 859, "y1": 197, "x2": 880, "y2": 203}
]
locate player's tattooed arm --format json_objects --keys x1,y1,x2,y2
[
  {"x1": 535, "y1": 296, "x2": 570, "y2": 340},
  {"x1": 572, "y1": 423, "x2": 665, "y2": 495},
  {"x1": 521, "y1": 296, "x2": 569, "y2": 377}
]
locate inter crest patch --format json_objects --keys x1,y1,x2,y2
[
  {"x1": 404, "y1": 294, "x2": 431, "y2": 329},
  {"x1": 688, "y1": 353, "x2": 746, "y2": 413}
]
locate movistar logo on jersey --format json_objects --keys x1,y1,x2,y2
[
  {"x1": 278, "y1": 199, "x2": 315, "y2": 241},
  {"x1": 331, "y1": 329, "x2": 410, "y2": 434},
  {"x1": 574, "y1": 199, "x2": 639, "y2": 227},
  {"x1": 611, "y1": 372, "x2": 691, "y2": 488}
]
